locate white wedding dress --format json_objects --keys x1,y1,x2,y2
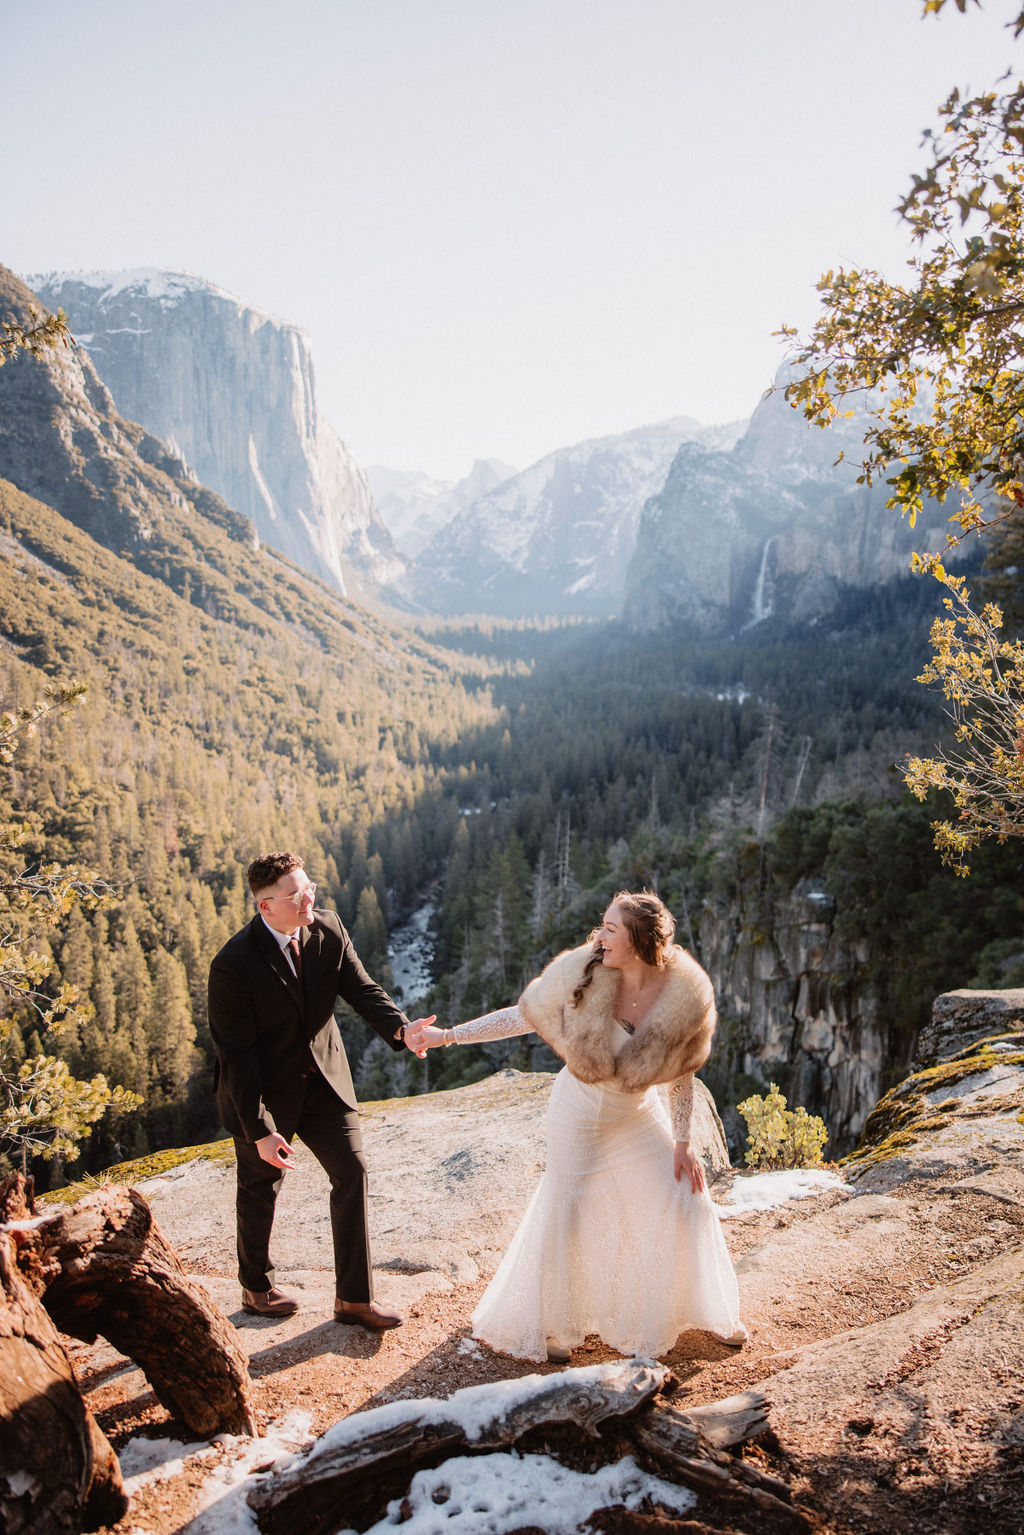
[{"x1": 452, "y1": 1008, "x2": 745, "y2": 1363}]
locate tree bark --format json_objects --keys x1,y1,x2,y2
[
  {"x1": 629, "y1": 1397, "x2": 808, "y2": 1534},
  {"x1": 1, "y1": 1170, "x2": 256, "y2": 1534},
  {"x1": 0, "y1": 1176, "x2": 126, "y2": 1535},
  {"x1": 26, "y1": 1180, "x2": 256, "y2": 1437},
  {"x1": 674, "y1": 1391, "x2": 770, "y2": 1451}
]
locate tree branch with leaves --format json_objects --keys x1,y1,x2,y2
[
  {"x1": 781, "y1": 0, "x2": 1024, "y2": 869},
  {"x1": 905, "y1": 572, "x2": 1024, "y2": 870},
  {"x1": 0, "y1": 303, "x2": 73, "y2": 367}
]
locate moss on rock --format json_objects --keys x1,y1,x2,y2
[
  {"x1": 844, "y1": 1033, "x2": 1024, "y2": 1171},
  {"x1": 40, "y1": 1137, "x2": 237, "y2": 1206}
]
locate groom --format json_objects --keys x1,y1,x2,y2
[{"x1": 208, "y1": 851, "x2": 432, "y2": 1328}]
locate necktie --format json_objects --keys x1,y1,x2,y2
[{"x1": 287, "y1": 936, "x2": 302, "y2": 981}]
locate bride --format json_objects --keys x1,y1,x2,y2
[{"x1": 406, "y1": 890, "x2": 746, "y2": 1364}]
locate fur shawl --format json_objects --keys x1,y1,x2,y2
[{"x1": 518, "y1": 942, "x2": 716, "y2": 1092}]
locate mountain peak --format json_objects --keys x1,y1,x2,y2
[{"x1": 23, "y1": 266, "x2": 248, "y2": 312}]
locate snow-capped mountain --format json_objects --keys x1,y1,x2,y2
[
  {"x1": 368, "y1": 458, "x2": 517, "y2": 560},
  {"x1": 406, "y1": 417, "x2": 745, "y2": 617},
  {"x1": 622, "y1": 369, "x2": 963, "y2": 633},
  {"x1": 26, "y1": 268, "x2": 402, "y2": 598}
]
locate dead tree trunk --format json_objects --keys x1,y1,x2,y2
[
  {"x1": 0, "y1": 1179, "x2": 126, "y2": 1535},
  {"x1": 249, "y1": 1362, "x2": 809, "y2": 1535},
  {"x1": 629, "y1": 1395, "x2": 805, "y2": 1533},
  {"x1": 19, "y1": 1178, "x2": 256, "y2": 1437},
  {"x1": 1, "y1": 1169, "x2": 255, "y2": 1533}
]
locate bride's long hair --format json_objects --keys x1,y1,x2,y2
[{"x1": 570, "y1": 890, "x2": 676, "y2": 1009}]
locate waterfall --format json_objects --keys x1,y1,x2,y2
[{"x1": 745, "y1": 537, "x2": 776, "y2": 628}]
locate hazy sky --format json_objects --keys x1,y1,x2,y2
[{"x1": 3, "y1": 0, "x2": 1023, "y2": 479}]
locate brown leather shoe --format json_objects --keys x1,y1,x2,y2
[
  {"x1": 334, "y1": 1299, "x2": 403, "y2": 1331},
  {"x1": 241, "y1": 1286, "x2": 299, "y2": 1317}
]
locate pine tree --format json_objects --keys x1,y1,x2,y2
[
  {"x1": 114, "y1": 917, "x2": 153, "y2": 1100},
  {"x1": 146, "y1": 949, "x2": 198, "y2": 1109},
  {"x1": 352, "y1": 885, "x2": 390, "y2": 983}
]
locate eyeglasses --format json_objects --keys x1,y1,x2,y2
[{"x1": 268, "y1": 882, "x2": 317, "y2": 909}]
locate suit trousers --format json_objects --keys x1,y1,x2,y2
[{"x1": 233, "y1": 1069, "x2": 373, "y2": 1301}]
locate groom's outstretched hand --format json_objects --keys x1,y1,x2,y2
[{"x1": 403, "y1": 1016, "x2": 437, "y2": 1057}]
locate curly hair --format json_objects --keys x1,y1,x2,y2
[
  {"x1": 570, "y1": 890, "x2": 677, "y2": 1008},
  {"x1": 247, "y1": 851, "x2": 305, "y2": 899}
]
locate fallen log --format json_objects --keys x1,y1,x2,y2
[
  {"x1": 249, "y1": 1360, "x2": 670, "y2": 1535},
  {"x1": 629, "y1": 1398, "x2": 808, "y2": 1534},
  {"x1": 249, "y1": 1363, "x2": 810, "y2": 1535},
  {"x1": 0, "y1": 1180, "x2": 126, "y2": 1535},
  {"x1": 16, "y1": 1178, "x2": 256, "y2": 1438},
  {"x1": 674, "y1": 1391, "x2": 770, "y2": 1451}
]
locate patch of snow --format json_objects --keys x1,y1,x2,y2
[
  {"x1": 119, "y1": 1433, "x2": 217, "y2": 1495},
  {"x1": 0, "y1": 1213, "x2": 56, "y2": 1233},
  {"x1": 25, "y1": 267, "x2": 240, "y2": 307},
  {"x1": 122, "y1": 1410, "x2": 313, "y2": 1535},
  {"x1": 4, "y1": 1470, "x2": 37, "y2": 1497},
  {"x1": 337, "y1": 1450, "x2": 696, "y2": 1535},
  {"x1": 714, "y1": 1168, "x2": 849, "y2": 1217}
]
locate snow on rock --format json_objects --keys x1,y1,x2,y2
[
  {"x1": 26, "y1": 267, "x2": 244, "y2": 309},
  {"x1": 370, "y1": 458, "x2": 517, "y2": 560},
  {"x1": 714, "y1": 1167, "x2": 850, "y2": 1217}
]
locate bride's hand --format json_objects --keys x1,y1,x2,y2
[
  {"x1": 404, "y1": 1020, "x2": 445, "y2": 1054},
  {"x1": 673, "y1": 1142, "x2": 706, "y2": 1195}
]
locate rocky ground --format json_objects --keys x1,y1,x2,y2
[{"x1": 56, "y1": 1017, "x2": 1024, "y2": 1535}]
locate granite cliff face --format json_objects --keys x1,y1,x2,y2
[
  {"x1": 622, "y1": 378, "x2": 960, "y2": 633},
  {"x1": 0, "y1": 266, "x2": 257, "y2": 568},
  {"x1": 699, "y1": 882, "x2": 896, "y2": 1157},
  {"x1": 26, "y1": 268, "x2": 401, "y2": 599},
  {"x1": 407, "y1": 417, "x2": 744, "y2": 617}
]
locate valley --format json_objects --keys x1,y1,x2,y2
[{"x1": 1, "y1": 261, "x2": 1021, "y2": 1185}]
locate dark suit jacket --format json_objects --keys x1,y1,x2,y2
[{"x1": 208, "y1": 909, "x2": 408, "y2": 1141}]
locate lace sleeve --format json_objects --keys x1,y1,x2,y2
[
  {"x1": 449, "y1": 1005, "x2": 534, "y2": 1045},
  {"x1": 664, "y1": 1073, "x2": 695, "y2": 1141}
]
